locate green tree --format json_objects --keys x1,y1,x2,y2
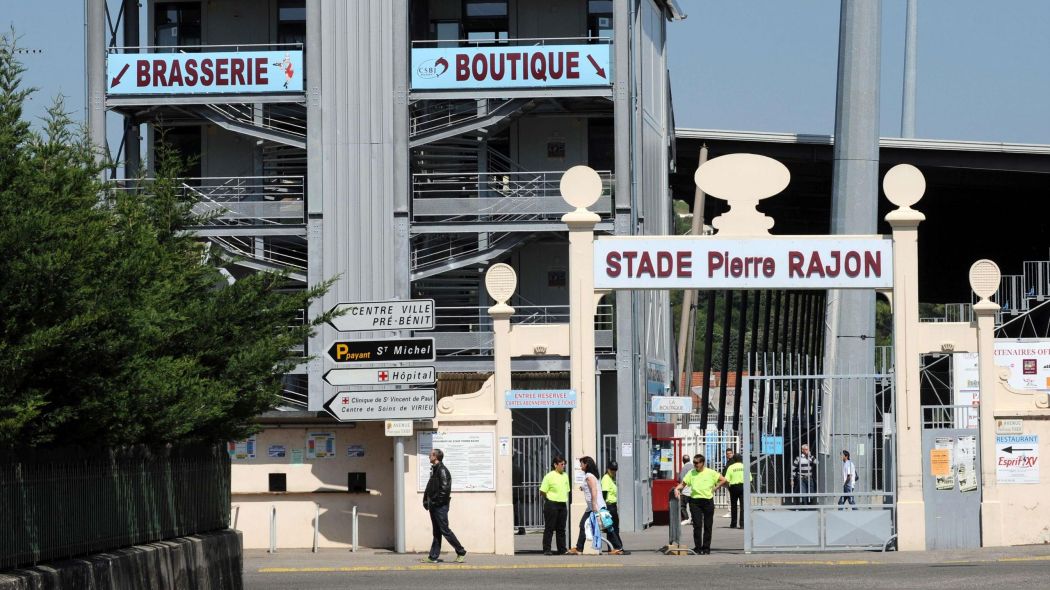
[{"x1": 0, "y1": 36, "x2": 333, "y2": 448}]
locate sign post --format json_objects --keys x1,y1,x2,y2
[{"x1": 328, "y1": 299, "x2": 435, "y2": 332}]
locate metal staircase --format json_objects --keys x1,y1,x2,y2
[
  {"x1": 985, "y1": 253, "x2": 1050, "y2": 337},
  {"x1": 409, "y1": 98, "x2": 533, "y2": 148},
  {"x1": 196, "y1": 103, "x2": 306, "y2": 149}
]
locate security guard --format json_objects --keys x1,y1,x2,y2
[
  {"x1": 539, "y1": 455, "x2": 570, "y2": 555},
  {"x1": 601, "y1": 461, "x2": 626, "y2": 554},
  {"x1": 674, "y1": 454, "x2": 727, "y2": 555},
  {"x1": 725, "y1": 455, "x2": 745, "y2": 528}
]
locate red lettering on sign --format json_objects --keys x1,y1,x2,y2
[
  {"x1": 606, "y1": 251, "x2": 622, "y2": 277},
  {"x1": 230, "y1": 59, "x2": 245, "y2": 85},
  {"x1": 456, "y1": 54, "x2": 470, "y2": 81},
  {"x1": 184, "y1": 59, "x2": 199, "y2": 85},
  {"x1": 152, "y1": 60, "x2": 167, "y2": 86},
  {"x1": 788, "y1": 251, "x2": 804, "y2": 277},
  {"x1": 677, "y1": 251, "x2": 692, "y2": 278},
  {"x1": 566, "y1": 52, "x2": 580, "y2": 79},
  {"x1": 255, "y1": 59, "x2": 268, "y2": 84},
  {"x1": 708, "y1": 251, "x2": 724, "y2": 278},
  {"x1": 136, "y1": 60, "x2": 150, "y2": 86},
  {"x1": 215, "y1": 58, "x2": 229, "y2": 85},
  {"x1": 200, "y1": 58, "x2": 214, "y2": 85},
  {"x1": 844, "y1": 250, "x2": 861, "y2": 277},
  {"x1": 864, "y1": 251, "x2": 882, "y2": 277},
  {"x1": 637, "y1": 251, "x2": 655, "y2": 278},
  {"x1": 656, "y1": 251, "x2": 673, "y2": 277}
]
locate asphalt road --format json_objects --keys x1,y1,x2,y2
[{"x1": 245, "y1": 559, "x2": 1049, "y2": 590}]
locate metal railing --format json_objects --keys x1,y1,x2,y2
[
  {"x1": 210, "y1": 235, "x2": 307, "y2": 272},
  {"x1": 411, "y1": 36, "x2": 611, "y2": 48},
  {"x1": 412, "y1": 170, "x2": 614, "y2": 224},
  {"x1": 108, "y1": 43, "x2": 304, "y2": 54},
  {"x1": 112, "y1": 176, "x2": 305, "y2": 227},
  {"x1": 411, "y1": 232, "x2": 524, "y2": 272},
  {"x1": 0, "y1": 443, "x2": 230, "y2": 570},
  {"x1": 1023, "y1": 260, "x2": 1050, "y2": 300},
  {"x1": 434, "y1": 304, "x2": 614, "y2": 331},
  {"x1": 410, "y1": 98, "x2": 519, "y2": 138},
  {"x1": 205, "y1": 103, "x2": 307, "y2": 139}
]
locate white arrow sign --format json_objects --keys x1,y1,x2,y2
[
  {"x1": 324, "y1": 366, "x2": 436, "y2": 387},
  {"x1": 328, "y1": 299, "x2": 435, "y2": 332},
  {"x1": 324, "y1": 389, "x2": 436, "y2": 421}
]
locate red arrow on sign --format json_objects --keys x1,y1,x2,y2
[
  {"x1": 587, "y1": 55, "x2": 606, "y2": 79},
  {"x1": 110, "y1": 63, "x2": 130, "y2": 88}
]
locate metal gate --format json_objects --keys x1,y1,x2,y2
[
  {"x1": 512, "y1": 435, "x2": 552, "y2": 532},
  {"x1": 921, "y1": 405, "x2": 981, "y2": 549},
  {"x1": 743, "y1": 374, "x2": 896, "y2": 552},
  {"x1": 681, "y1": 430, "x2": 741, "y2": 509}
]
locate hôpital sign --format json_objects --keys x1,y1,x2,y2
[
  {"x1": 324, "y1": 366, "x2": 436, "y2": 387},
  {"x1": 328, "y1": 299, "x2": 434, "y2": 332},
  {"x1": 593, "y1": 236, "x2": 893, "y2": 290}
]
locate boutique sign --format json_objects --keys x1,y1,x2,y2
[{"x1": 411, "y1": 44, "x2": 611, "y2": 90}]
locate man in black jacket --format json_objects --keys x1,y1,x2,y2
[{"x1": 423, "y1": 448, "x2": 467, "y2": 563}]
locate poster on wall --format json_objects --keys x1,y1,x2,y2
[
  {"x1": 416, "y1": 431, "x2": 495, "y2": 492},
  {"x1": 933, "y1": 437, "x2": 955, "y2": 490},
  {"x1": 347, "y1": 444, "x2": 365, "y2": 458},
  {"x1": 956, "y1": 435, "x2": 978, "y2": 492},
  {"x1": 646, "y1": 362, "x2": 670, "y2": 423},
  {"x1": 951, "y1": 352, "x2": 981, "y2": 429},
  {"x1": 267, "y1": 445, "x2": 286, "y2": 459},
  {"x1": 958, "y1": 342, "x2": 1050, "y2": 399},
  {"x1": 307, "y1": 432, "x2": 336, "y2": 459},
  {"x1": 227, "y1": 437, "x2": 256, "y2": 460}
]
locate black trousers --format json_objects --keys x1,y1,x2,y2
[
  {"x1": 542, "y1": 499, "x2": 567, "y2": 552},
  {"x1": 606, "y1": 503, "x2": 623, "y2": 550},
  {"x1": 428, "y1": 504, "x2": 465, "y2": 560},
  {"x1": 729, "y1": 484, "x2": 744, "y2": 527},
  {"x1": 689, "y1": 497, "x2": 715, "y2": 551},
  {"x1": 574, "y1": 510, "x2": 592, "y2": 551}
]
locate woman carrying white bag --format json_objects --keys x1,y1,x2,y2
[{"x1": 567, "y1": 456, "x2": 624, "y2": 555}]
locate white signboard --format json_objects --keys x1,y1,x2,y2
[
  {"x1": 107, "y1": 51, "x2": 303, "y2": 95},
  {"x1": 411, "y1": 44, "x2": 611, "y2": 90},
  {"x1": 996, "y1": 435, "x2": 1040, "y2": 484},
  {"x1": 952, "y1": 352, "x2": 981, "y2": 429},
  {"x1": 593, "y1": 236, "x2": 893, "y2": 290},
  {"x1": 324, "y1": 366, "x2": 436, "y2": 387},
  {"x1": 385, "y1": 419, "x2": 414, "y2": 437},
  {"x1": 417, "y1": 432, "x2": 495, "y2": 492},
  {"x1": 650, "y1": 396, "x2": 694, "y2": 414},
  {"x1": 323, "y1": 389, "x2": 436, "y2": 421},
  {"x1": 329, "y1": 299, "x2": 435, "y2": 332},
  {"x1": 996, "y1": 419, "x2": 1023, "y2": 435},
  {"x1": 992, "y1": 341, "x2": 1050, "y2": 392}
]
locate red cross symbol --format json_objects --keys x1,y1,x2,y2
[
  {"x1": 341, "y1": 397, "x2": 349, "y2": 404},
  {"x1": 378, "y1": 371, "x2": 389, "y2": 382}
]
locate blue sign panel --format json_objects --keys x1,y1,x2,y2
[
  {"x1": 505, "y1": 389, "x2": 577, "y2": 409},
  {"x1": 412, "y1": 44, "x2": 611, "y2": 90},
  {"x1": 761, "y1": 435, "x2": 784, "y2": 455},
  {"x1": 107, "y1": 50, "x2": 304, "y2": 95}
]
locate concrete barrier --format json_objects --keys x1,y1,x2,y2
[{"x1": 0, "y1": 530, "x2": 242, "y2": 590}]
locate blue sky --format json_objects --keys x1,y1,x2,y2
[
  {"x1": 8, "y1": 1, "x2": 1050, "y2": 145},
  {"x1": 667, "y1": 1, "x2": 1050, "y2": 143}
]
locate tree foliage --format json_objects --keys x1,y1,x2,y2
[{"x1": 0, "y1": 36, "x2": 333, "y2": 448}]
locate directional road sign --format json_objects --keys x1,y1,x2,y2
[
  {"x1": 324, "y1": 366, "x2": 436, "y2": 387},
  {"x1": 327, "y1": 338, "x2": 435, "y2": 364},
  {"x1": 323, "y1": 389, "x2": 436, "y2": 421},
  {"x1": 329, "y1": 299, "x2": 435, "y2": 332}
]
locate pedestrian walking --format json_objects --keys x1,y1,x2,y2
[
  {"x1": 838, "y1": 450, "x2": 857, "y2": 509},
  {"x1": 674, "y1": 454, "x2": 727, "y2": 555},
  {"x1": 539, "y1": 455, "x2": 570, "y2": 555},
  {"x1": 678, "y1": 455, "x2": 693, "y2": 525},
  {"x1": 422, "y1": 448, "x2": 466, "y2": 563},
  {"x1": 725, "y1": 454, "x2": 745, "y2": 528},
  {"x1": 601, "y1": 461, "x2": 627, "y2": 554},
  {"x1": 721, "y1": 448, "x2": 737, "y2": 519},
  {"x1": 792, "y1": 443, "x2": 817, "y2": 505},
  {"x1": 569, "y1": 456, "x2": 620, "y2": 554}
]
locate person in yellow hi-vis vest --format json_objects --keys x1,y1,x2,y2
[
  {"x1": 539, "y1": 455, "x2": 570, "y2": 555},
  {"x1": 674, "y1": 454, "x2": 727, "y2": 555},
  {"x1": 724, "y1": 455, "x2": 745, "y2": 529}
]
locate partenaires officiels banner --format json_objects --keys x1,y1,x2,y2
[
  {"x1": 107, "y1": 50, "x2": 304, "y2": 95},
  {"x1": 411, "y1": 44, "x2": 611, "y2": 90}
]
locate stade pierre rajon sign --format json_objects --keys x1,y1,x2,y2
[{"x1": 593, "y1": 237, "x2": 893, "y2": 290}]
